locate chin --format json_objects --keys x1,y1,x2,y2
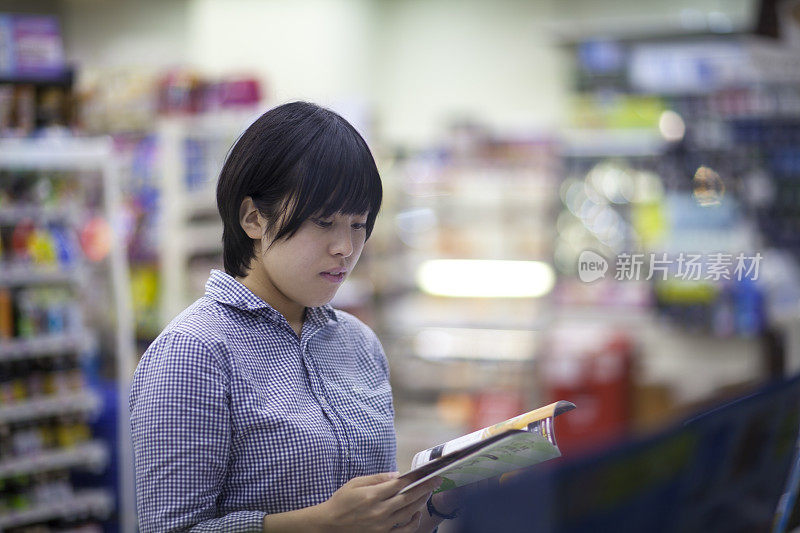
[{"x1": 305, "y1": 294, "x2": 336, "y2": 308}]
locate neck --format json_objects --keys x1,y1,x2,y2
[{"x1": 235, "y1": 267, "x2": 306, "y2": 328}]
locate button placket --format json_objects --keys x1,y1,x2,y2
[{"x1": 302, "y1": 326, "x2": 350, "y2": 485}]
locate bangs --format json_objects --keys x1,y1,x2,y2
[{"x1": 271, "y1": 119, "x2": 382, "y2": 242}]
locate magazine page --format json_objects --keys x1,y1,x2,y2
[
  {"x1": 433, "y1": 427, "x2": 561, "y2": 491},
  {"x1": 411, "y1": 400, "x2": 575, "y2": 469},
  {"x1": 400, "y1": 418, "x2": 561, "y2": 493}
]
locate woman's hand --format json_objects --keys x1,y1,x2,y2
[{"x1": 312, "y1": 472, "x2": 442, "y2": 532}]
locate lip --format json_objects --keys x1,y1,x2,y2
[
  {"x1": 320, "y1": 271, "x2": 346, "y2": 283},
  {"x1": 321, "y1": 268, "x2": 347, "y2": 275}
]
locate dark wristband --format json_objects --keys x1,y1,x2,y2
[{"x1": 427, "y1": 494, "x2": 460, "y2": 520}]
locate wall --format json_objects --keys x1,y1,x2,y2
[
  {"x1": 186, "y1": 0, "x2": 376, "y2": 105},
  {"x1": 61, "y1": 0, "x2": 190, "y2": 69},
  {"x1": 372, "y1": 0, "x2": 567, "y2": 148}
]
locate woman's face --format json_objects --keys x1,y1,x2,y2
[{"x1": 253, "y1": 210, "x2": 369, "y2": 313}]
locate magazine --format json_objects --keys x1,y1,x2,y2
[{"x1": 399, "y1": 400, "x2": 576, "y2": 494}]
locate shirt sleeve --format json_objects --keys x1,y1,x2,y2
[
  {"x1": 130, "y1": 331, "x2": 267, "y2": 533},
  {"x1": 368, "y1": 327, "x2": 398, "y2": 472}
]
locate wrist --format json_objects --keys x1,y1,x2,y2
[
  {"x1": 304, "y1": 502, "x2": 327, "y2": 533},
  {"x1": 262, "y1": 503, "x2": 327, "y2": 533}
]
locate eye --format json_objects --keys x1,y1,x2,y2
[
  {"x1": 352, "y1": 223, "x2": 367, "y2": 230},
  {"x1": 313, "y1": 218, "x2": 333, "y2": 228}
]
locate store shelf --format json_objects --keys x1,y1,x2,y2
[
  {"x1": 0, "y1": 332, "x2": 92, "y2": 361},
  {"x1": 560, "y1": 128, "x2": 667, "y2": 157},
  {"x1": 0, "y1": 265, "x2": 84, "y2": 287},
  {"x1": 158, "y1": 115, "x2": 248, "y2": 322},
  {"x1": 0, "y1": 136, "x2": 137, "y2": 532},
  {"x1": 0, "y1": 138, "x2": 115, "y2": 170},
  {"x1": 0, "y1": 488, "x2": 113, "y2": 530},
  {"x1": 0, "y1": 391, "x2": 102, "y2": 424},
  {"x1": 0, "y1": 68, "x2": 75, "y2": 88},
  {"x1": 0, "y1": 440, "x2": 109, "y2": 478},
  {"x1": 0, "y1": 205, "x2": 80, "y2": 224}
]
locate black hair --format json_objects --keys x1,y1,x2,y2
[{"x1": 217, "y1": 101, "x2": 383, "y2": 278}]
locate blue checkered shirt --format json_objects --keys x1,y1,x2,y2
[{"x1": 130, "y1": 269, "x2": 397, "y2": 532}]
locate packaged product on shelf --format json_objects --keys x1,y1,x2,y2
[
  {"x1": 0, "y1": 288, "x2": 13, "y2": 338},
  {"x1": 6, "y1": 361, "x2": 27, "y2": 402},
  {"x1": 0, "y1": 361, "x2": 13, "y2": 403},
  {"x1": 39, "y1": 418, "x2": 56, "y2": 449},
  {"x1": 26, "y1": 358, "x2": 44, "y2": 397},
  {"x1": 0, "y1": 423, "x2": 10, "y2": 459}
]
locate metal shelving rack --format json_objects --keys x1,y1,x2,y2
[
  {"x1": 381, "y1": 143, "x2": 561, "y2": 472},
  {"x1": 156, "y1": 112, "x2": 258, "y2": 325},
  {"x1": 0, "y1": 137, "x2": 136, "y2": 532}
]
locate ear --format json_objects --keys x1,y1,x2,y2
[{"x1": 239, "y1": 196, "x2": 266, "y2": 240}]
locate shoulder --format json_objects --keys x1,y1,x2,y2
[
  {"x1": 161, "y1": 297, "x2": 246, "y2": 345},
  {"x1": 134, "y1": 298, "x2": 244, "y2": 383}
]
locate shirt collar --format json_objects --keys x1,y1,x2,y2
[{"x1": 204, "y1": 269, "x2": 337, "y2": 325}]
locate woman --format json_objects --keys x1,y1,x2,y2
[{"x1": 129, "y1": 102, "x2": 459, "y2": 532}]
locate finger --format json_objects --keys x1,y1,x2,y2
[
  {"x1": 348, "y1": 471, "x2": 400, "y2": 488},
  {"x1": 368, "y1": 476, "x2": 416, "y2": 501},
  {"x1": 371, "y1": 474, "x2": 440, "y2": 505},
  {"x1": 391, "y1": 514, "x2": 414, "y2": 530},
  {"x1": 382, "y1": 481, "x2": 438, "y2": 516},
  {"x1": 393, "y1": 511, "x2": 421, "y2": 533},
  {"x1": 395, "y1": 476, "x2": 441, "y2": 502},
  {"x1": 388, "y1": 490, "x2": 431, "y2": 523}
]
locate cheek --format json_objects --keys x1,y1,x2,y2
[
  {"x1": 353, "y1": 241, "x2": 366, "y2": 261},
  {"x1": 278, "y1": 239, "x2": 319, "y2": 272}
]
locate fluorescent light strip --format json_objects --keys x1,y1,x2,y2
[{"x1": 416, "y1": 259, "x2": 555, "y2": 298}]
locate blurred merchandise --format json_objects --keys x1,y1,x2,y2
[
  {"x1": 0, "y1": 14, "x2": 75, "y2": 138},
  {"x1": 0, "y1": 15, "x2": 65, "y2": 80},
  {"x1": 0, "y1": 138, "x2": 135, "y2": 531},
  {"x1": 76, "y1": 67, "x2": 263, "y2": 134},
  {"x1": 548, "y1": 30, "x2": 800, "y2": 452},
  {"x1": 155, "y1": 111, "x2": 257, "y2": 325},
  {"x1": 385, "y1": 131, "x2": 560, "y2": 471},
  {"x1": 77, "y1": 68, "x2": 158, "y2": 134},
  {"x1": 157, "y1": 70, "x2": 261, "y2": 116}
]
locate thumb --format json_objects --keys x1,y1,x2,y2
[{"x1": 349, "y1": 471, "x2": 400, "y2": 487}]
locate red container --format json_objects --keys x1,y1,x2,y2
[{"x1": 540, "y1": 329, "x2": 634, "y2": 456}]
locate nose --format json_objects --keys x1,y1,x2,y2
[{"x1": 329, "y1": 225, "x2": 354, "y2": 257}]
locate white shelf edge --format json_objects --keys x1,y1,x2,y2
[
  {"x1": 0, "y1": 391, "x2": 102, "y2": 424},
  {"x1": 0, "y1": 488, "x2": 113, "y2": 529},
  {"x1": 0, "y1": 440, "x2": 109, "y2": 478},
  {"x1": 0, "y1": 265, "x2": 84, "y2": 287},
  {"x1": 560, "y1": 128, "x2": 668, "y2": 157},
  {"x1": 0, "y1": 205, "x2": 80, "y2": 224},
  {"x1": 0, "y1": 138, "x2": 114, "y2": 169},
  {"x1": 0, "y1": 331, "x2": 92, "y2": 360}
]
